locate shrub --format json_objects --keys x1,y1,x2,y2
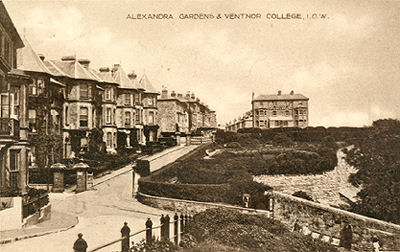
[{"x1": 182, "y1": 208, "x2": 338, "y2": 252}]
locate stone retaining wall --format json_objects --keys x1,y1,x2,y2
[
  {"x1": 269, "y1": 192, "x2": 400, "y2": 251},
  {"x1": 137, "y1": 192, "x2": 271, "y2": 216}
]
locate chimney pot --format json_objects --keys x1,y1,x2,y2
[
  {"x1": 78, "y1": 58, "x2": 90, "y2": 69},
  {"x1": 278, "y1": 90, "x2": 282, "y2": 96},
  {"x1": 290, "y1": 90, "x2": 294, "y2": 95},
  {"x1": 61, "y1": 56, "x2": 76, "y2": 62},
  {"x1": 171, "y1": 91, "x2": 176, "y2": 97}
]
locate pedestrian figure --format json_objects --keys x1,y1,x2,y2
[
  {"x1": 73, "y1": 233, "x2": 88, "y2": 252},
  {"x1": 302, "y1": 223, "x2": 311, "y2": 236},
  {"x1": 340, "y1": 223, "x2": 353, "y2": 250},
  {"x1": 372, "y1": 237, "x2": 381, "y2": 251}
]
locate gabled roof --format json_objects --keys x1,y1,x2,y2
[
  {"x1": 139, "y1": 74, "x2": 158, "y2": 94},
  {"x1": 17, "y1": 37, "x2": 51, "y2": 74},
  {"x1": 0, "y1": 2, "x2": 23, "y2": 49},
  {"x1": 112, "y1": 65, "x2": 136, "y2": 89},
  {"x1": 253, "y1": 93, "x2": 309, "y2": 101},
  {"x1": 97, "y1": 68, "x2": 118, "y2": 85},
  {"x1": 45, "y1": 59, "x2": 96, "y2": 81}
]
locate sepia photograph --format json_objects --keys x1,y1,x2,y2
[{"x1": 0, "y1": 0, "x2": 399, "y2": 251}]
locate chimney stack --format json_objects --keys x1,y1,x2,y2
[
  {"x1": 127, "y1": 71, "x2": 137, "y2": 80},
  {"x1": 171, "y1": 91, "x2": 176, "y2": 97},
  {"x1": 191, "y1": 93, "x2": 195, "y2": 100},
  {"x1": 161, "y1": 86, "x2": 168, "y2": 99},
  {"x1": 290, "y1": 90, "x2": 294, "y2": 95},
  {"x1": 78, "y1": 59, "x2": 90, "y2": 69},
  {"x1": 61, "y1": 56, "x2": 76, "y2": 62},
  {"x1": 177, "y1": 93, "x2": 183, "y2": 99},
  {"x1": 277, "y1": 90, "x2": 282, "y2": 96},
  {"x1": 185, "y1": 91, "x2": 191, "y2": 100},
  {"x1": 99, "y1": 67, "x2": 110, "y2": 73},
  {"x1": 38, "y1": 54, "x2": 45, "y2": 61}
]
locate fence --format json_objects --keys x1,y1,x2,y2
[
  {"x1": 83, "y1": 213, "x2": 193, "y2": 252},
  {"x1": 22, "y1": 191, "x2": 49, "y2": 218}
]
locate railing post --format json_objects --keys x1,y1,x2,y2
[
  {"x1": 160, "y1": 214, "x2": 166, "y2": 241},
  {"x1": 121, "y1": 222, "x2": 130, "y2": 252},
  {"x1": 174, "y1": 213, "x2": 179, "y2": 245},
  {"x1": 184, "y1": 214, "x2": 189, "y2": 232},
  {"x1": 165, "y1": 214, "x2": 170, "y2": 241},
  {"x1": 180, "y1": 213, "x2": 184, "y2": 235},
  {"x1": 145, "y1": 218, "x2": 153, "y2": 244}
]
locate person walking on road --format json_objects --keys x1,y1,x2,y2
[{"x1": 73, "y1": 233, "x2": 88, "y2": 252}]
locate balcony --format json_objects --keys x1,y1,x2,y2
[{"x1": 0, "y1": 118, "x2": 20, "y2": 140}]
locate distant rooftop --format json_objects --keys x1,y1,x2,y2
[{"x1": 253, "y1": 90, "x2": 308, "y2": 101}]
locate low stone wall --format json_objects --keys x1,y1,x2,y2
[
  {"x1": 269, "y1": 192, "x2": 400, "y2": 251},
  {"x1": 137, "y1": 192, "x2": 271, "y2": 217},
  {"x1": 23, "y1": 203, "x2": 52, "y2": 227},
  {"x1": 190, "y1": 136, "x2": 213, "y2": 145},
  {"x1": 0, "y1": 197, "x2": 22, "y2": 231}
]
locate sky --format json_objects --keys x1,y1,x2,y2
[{"x1": 4, "y1": 0, "x2": 400, "y2": 127}]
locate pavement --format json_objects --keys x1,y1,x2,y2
[
  {"x1": 0, "y1": 144, "x2": 198, "y2": 251},
  {"x1": 0, "y1": 211, "x2": 78, "y2": 245}
]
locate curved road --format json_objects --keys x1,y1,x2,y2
[{"x1": 1, "y1": 146, "x2": 197, "y2": 252}]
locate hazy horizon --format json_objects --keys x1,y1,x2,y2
[{"x1": 4, "y1": 0, "x2": 400, "y2": 127}]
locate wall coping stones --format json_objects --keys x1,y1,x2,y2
[{"x1": 270, "y1": 191, "x2": 400, "y2": 232}]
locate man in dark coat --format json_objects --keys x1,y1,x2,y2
[{"x1": 73, "y1": 233, "x2": 88, "y2": 252}]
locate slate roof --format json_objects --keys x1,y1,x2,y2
[
  {"x1": 139, "y1": 74, "x2": 158, "y2": 94},
  {"x1": 97, "y1": 69, "x2": 118, "y2": 85},
  {"x1": 253, "y1": 93, "x2": 308, "y2": 101},
  {"x1": 112, "y1": 65, "x2": 136, "y2": 89},
  {"x1": 44, "y1": 59, "x2": 96, "y2": 81},
  {"x1": 17, "y1": 37, "x2": 52, "y2": 74}
]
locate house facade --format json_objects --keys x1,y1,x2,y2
[
  {"x1": 113, "y1": 65, "x2": 145, "y2": 149},
  {"x1": 225, "y1": 111, "x2": 253, "y2": 132},
  {"x1": 17, "y1": 37, "x2": 65, "y2": 179},
  {"x1": 252, "y1": 90, "x2": 309, "y2": 129},
  {"x1": 140, "y1": 74, "x2": 159, "y2": 142},
  {"x1": 44, "y1": 56, "x2": 103, "y2": 158},
  {"x1": 0, "y1": 1, "x2": 32, "y2": 195},
  {"x1": 158, "y1": 88, "x2": 217, "y2": 136}
]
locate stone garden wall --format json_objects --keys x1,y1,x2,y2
[{"x1": 269, "y1": 191, "x2": 400, "y2": 251}]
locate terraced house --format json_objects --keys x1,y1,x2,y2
[
  {"x1": 158, "y1": 88, "x2": 217, "y2": 136},
  {"x1": 44, "y1": 56, "x2": 103, "y2": 158},
  {"x1": 113, "y1": 64, "x2": 145, "y2": 148},
  {"x1": 140, "y1": 74, "x2": 159, "y2": 142},
  {"x1": 17, "y1": 37, "x2": 65, "y2": 176},
  {"x1": 0, "y1": 2, "x2": 32, "y2": 195}
]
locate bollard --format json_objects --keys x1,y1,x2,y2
[
  {"x1": 121, "y1": 222, "x2": 131, "y2": 252},
  {"x1": 184, "y1": 214, "x2": 189, "y2": 232},
  {"x1": 174, "y1": 213, "x2": 179, "y2": 245},
  {"x1": 165, "y1": 215, "x2": 170, "y2": 241},
  {"x1": 180, "y1": 213, "x2": 184, "y2": 235},
  {"x1": 145, "y1": 218, "x2": 153, "y2": 244},
  {"x1": 160, "y1": 214, "x2": 166, "y2": 241}
]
